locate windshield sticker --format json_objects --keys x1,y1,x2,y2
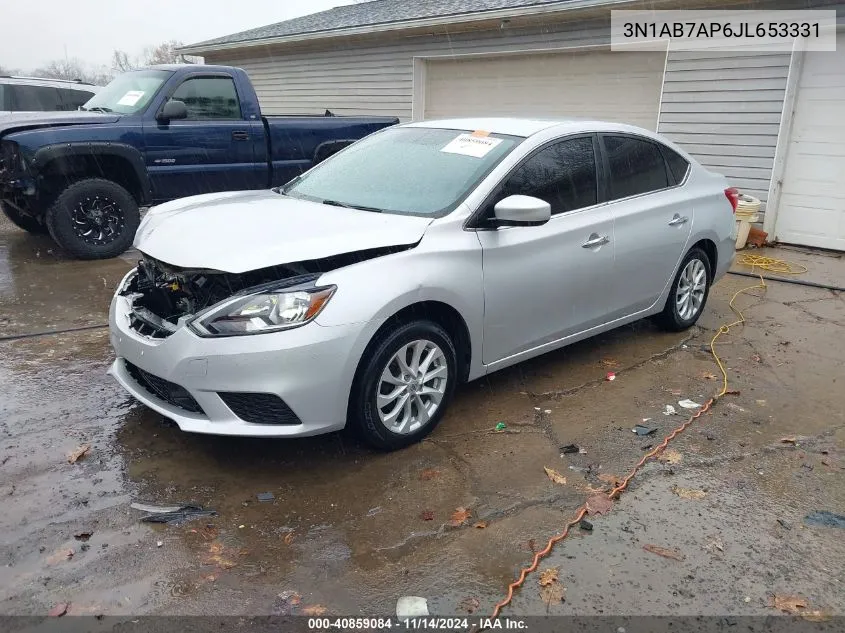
[
  {"x1": 441, "y1": 133, "x2": 502, "y2": 158},
  {"x1": 117, "y1": 90, "x2": 145, "y2": 106}
]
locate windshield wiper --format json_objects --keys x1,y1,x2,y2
[
  {"x1": 320, "y1": 199, "x2": 384, "y2": 213},
  {"x1": 82, "y1": 106, "x2": 113, "y2": 113}
]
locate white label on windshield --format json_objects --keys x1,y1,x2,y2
[
  {"x1": 117, "y1": 90, "x2": 145, "y2": 106},
  {"x1": 441, "y1": 133, "x2": 502, "y2": 158}
]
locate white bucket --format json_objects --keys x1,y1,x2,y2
[{"x1": 735, "y1": 213, "x2": 760, "y2": 250}]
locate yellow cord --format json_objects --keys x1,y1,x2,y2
[{"x1": 709, "y1": 251, "x2": 806, "y2": 398}]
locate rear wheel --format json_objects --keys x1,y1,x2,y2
[
  {"x1": 1, "y1": 204, "x2": 48, "y2": 234},
  {"x1": 350, "y1": 320, "x2": 457, "y2": 450},
  {"x1": 654, "y1": 247, "x2": 711, "y2": 331},
  {"x1": 46, "y1": 178, "x2": 139, "y2": 259}
]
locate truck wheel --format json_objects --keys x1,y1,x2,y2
[
  {"x1": 1, "y1": 204, "x2": 48, "y2": 234},
  {"x1": 46, "y1": 178, "x2": 139, "y2": 259}
]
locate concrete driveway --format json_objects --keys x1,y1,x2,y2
[{"x1": 1, "y1": 217, "x2": 843, "y2": 621}]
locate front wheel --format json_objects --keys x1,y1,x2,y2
[
  {"x1": 1, "y1": 204, "x2": 48, "y2": 234},
  {"x1": 46, "y1": 178, "x2": 139, "y2": 259},
  {"x1": 350, "y1": 320, "x2": 457, "y2": 451},
  {"x1": 654, "y1": 247, "x2": 711, "y2": 331}
]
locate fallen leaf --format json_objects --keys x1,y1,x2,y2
[
  {"x1": 473, "y1": 521, "x2": 488, "y2": 529},
  {"x1": 48, "y1": 603, "x2": 69, "y2": 617},
  {"x1": 672, "y1": 486, "x2": 707, "y2": 500},
  {"x1": 780, "y1": 436, "x2": 797, "y2": 444},
  {"x1": 600, "y1": 358, "x2": 619, "y2": 368},
  {"x1": 459, "y1": 596, "x2": 480, "y2": 614},
  {"x1": 538, "y1": 567, "x2": 559, "y2": 586},
  {"x1": 448, "y1": 507, "x2": 471, "y2": 527},
  {"x1": 752, "y1": 354, "x2": 762, "y2": 363},
  {"x1": 659, "y1": 449, "x2": 683, "y2": 465},
  {"x1": 724, "y1": 389, "x2": 741, "y2": 395},
  {"x1": 597, "y1": 473, "x2": 624, "y2": 487},
  {"x1": 771, "y1": 595, "x2": 807, "y2": 614},
  {"x1": 543, "y1": 466, "x2": 567, "y2": 485},
  {"x1": 68, "y1": 445, "x2": 90, "y2": 464},
  {"x1": 46, "y1": 548, "x2": 75, "y2": 564},
  {"x1": 700, "y1": 372, "x2": 717, "y2": 380},
  {"x1": 586, "y1": 494, "x2": 613, "y2": 516},
  {"x1": 643, "y1": 544, "x2": 685, "y2": 561},
  {"x1": 539, "y1": 582, "x2": 565, "y2": 607},
  {"x1": 301, "y1": 605, "x2": 328, "y2": 616},
  {"x1": 705, "y1": 536, "x2": 724, "y2": 552},
  {"x1": 283, "y1": 531, "x2": 296, "y2": 545},
  {"x1": 73, "y1": 531, "x2": 93, "y2": 541},
  {"x1": 420, "y1": 510, "x2": 435, "y2": 521},
  {"x1": 419, "y1": 468, "x2": 440, "y2": 481}
]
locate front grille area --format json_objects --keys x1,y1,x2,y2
[
  {"x1": 128, "y1": 307, "x2": 177, "y2": 339},
  {"x1": 124, "y1": 360, "x2": 204, "y2": 414},
  {"x1": 218, "y1": 392, "x2": 302, "y2": 425}
]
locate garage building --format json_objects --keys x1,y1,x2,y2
[{"x1": 181, "y1": 0, "x2": 845, "y2": 251}]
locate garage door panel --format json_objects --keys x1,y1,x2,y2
[
  {"x1": 775, "y1": 34, "x2": 845, "y2": 250},
  {"x1": 424, "y1": 50, "x2": 664, "y2": 130}
]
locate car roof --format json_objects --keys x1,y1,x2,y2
[
  {"x1": 404, "y1": 117, "x2": 660, "y2": 139},
  {"x1": 0, "y1": 76, "x2": 100, "y2": 90}
]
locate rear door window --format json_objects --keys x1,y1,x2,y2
[
  {"x1": 601, "y1": 135, "x2": 670, "y2": 201},
  {"x1": 10, "y1": 85, "x2": 62, "y2": 111},
  {"x1": 661, "y1": 145, "x2": 691, "y2": 185}
]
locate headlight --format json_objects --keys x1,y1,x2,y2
[{"x1": 188, "y1": 284, "x2": 336, "y2": 337}]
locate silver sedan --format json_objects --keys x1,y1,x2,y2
[{"x1": 108, "y1": 118, "x2": 736, "y2": 450}]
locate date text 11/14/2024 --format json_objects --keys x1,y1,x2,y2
[{"x1": 307, "y1": 617, "x2": 528, "y2": 630}]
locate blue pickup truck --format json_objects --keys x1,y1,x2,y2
[{"x1": 0, "y1": 65, "x2": 398, "y2": 258}]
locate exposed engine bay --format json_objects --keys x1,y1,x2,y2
[{"x1": 120, "y1": 246, "x2": 409, "y2": 337}]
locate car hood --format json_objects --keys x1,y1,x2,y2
[
  {"x1": 0, "y1": 111, "x2": 120, "y2": 136},
  {"x1": 134, "y1": 190, "x2": 434, "y2": 273}
]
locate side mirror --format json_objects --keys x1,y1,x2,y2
[
  {"x1": 492, "y1": 195, "x2": 551, "y2": 227},
  {"x1": 156, "y1": 99, "x2": 188, "y2": 123}
]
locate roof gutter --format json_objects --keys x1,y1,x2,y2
[{"x1": 179, "y1": 0, "x2": 639, "y2": 55}]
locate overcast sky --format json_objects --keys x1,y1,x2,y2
[{"x1": 1, "y1": 0, "x2": 354, "y2": 72}]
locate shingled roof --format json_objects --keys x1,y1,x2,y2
[{"x1": 183, "y1": 0, "x2": 586, "y2": 52}]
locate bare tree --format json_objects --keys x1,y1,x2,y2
[
  {"x1": 0, "y1": 63, "x2": 19, "y2": 76},
  {"x1": 31, "y1": 58, "x2": 113, "y2": 86},
  {"x1": 111, "y1": 50, "x2": 138, "y2": 72}
]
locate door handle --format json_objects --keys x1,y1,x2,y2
[
  {"x1": 581, "y1": 233, "x2": 610, "y2": 249},
  {"x1": 232, "y1": 131, "x2": 250, "y2": 141},
  {"x1": 668, "y1": 214, "x2": 689, "y2": 226}
]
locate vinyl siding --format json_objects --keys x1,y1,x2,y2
[
  {"x1": 204, "y1": 18, "x2": 615, "y2": 120},
  {"x1": 657, "y1": 48, "x2": 792, "y2": 203}
]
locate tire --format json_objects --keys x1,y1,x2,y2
[
  {"x1": 46, "y1": 178, "x2": 139, "y2": 259},
  {"x1": 654, "y1": 247, "x2": 712, "y2": 332},
  {"x1": 350, "y1": 320, "x2": 458, "y2": 451},
  {"x1": 1, "y1": 204, "x2": 48, "y2": 234}
]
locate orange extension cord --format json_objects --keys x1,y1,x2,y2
[{"x1": 490, "y1": 268, "x2": 773, "y2": 620}]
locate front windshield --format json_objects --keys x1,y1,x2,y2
[
  {"x1": 82, "y1": 69, "x2": 172, "y2": 114},
  {"x1": 283, "y1": 126, "x2": 520, "y2": 216}
]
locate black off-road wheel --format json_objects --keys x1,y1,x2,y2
[
  {"x1": 1, "y1": 204, "x2": 48, "y2": 234},
  {"x1": 349, "y1": 320, "x2": 458, "y2": 451},
  {"x1": 654, "y1": 247, "x2": 712, "y2": 332},
  {"x1": 46, "y1": 178, "x2": 139, "y2": 259}
]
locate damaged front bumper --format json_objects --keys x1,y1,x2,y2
[{"x1": 108, "y1": 288, "x2": 370, "y2": 437}]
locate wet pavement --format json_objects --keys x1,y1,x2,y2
[{"x1": 1, "y1": 217, "x2": 844, "y2": 619}]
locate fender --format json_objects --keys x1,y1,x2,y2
[{"x1": 31, "y1": 142, "x2": 152, "y2": 204}]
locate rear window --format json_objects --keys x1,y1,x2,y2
[
  {"x1": 9, "y1": 85, "x2": 62, "y2": 111},
  {"x1": 602, "y1": 135, "x2": 670, "y2": 201}
]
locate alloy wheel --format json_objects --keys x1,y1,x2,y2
[
  {"x1": 675, "y1": 258, "x2": 707, "y2": 321},
  {"x1": 376, "y1": 339, "x2": 448, "y2": 434},
  {"x1": 71, "y1": 195, "x2": 124, "y2": 245}
]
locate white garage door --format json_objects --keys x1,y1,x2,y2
[
  {"x1": 775, "y1": 34, "x2": 845, "y2": 251},
  {"x1": 424, "y1": 49, "x2": 666, "y2": 130}
]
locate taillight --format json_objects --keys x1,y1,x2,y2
[{"x1": 724, "y1": 187, "x2": 739, "y2": 213}]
